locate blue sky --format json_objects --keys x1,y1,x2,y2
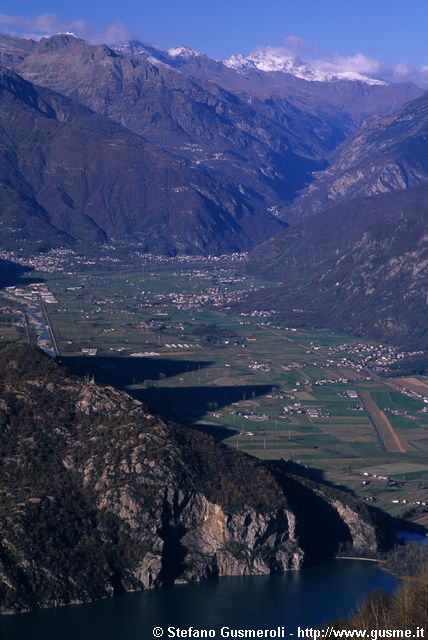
[{"x1": 1, "y1": 1, "x2": 427, "y2": 81}]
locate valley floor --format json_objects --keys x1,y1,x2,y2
[{"x1": 1, "y1": 251, "x2": 428, "y2": 524}]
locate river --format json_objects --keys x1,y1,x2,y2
[
  {"x1": 0, "y1": 560, "x2": 397, "y2": 640},
  {"x1": 26, "y1": 309, "x2": 57, "y2": 358}
]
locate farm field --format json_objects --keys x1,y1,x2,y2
[
  {"x1": 2, "y1": 259, "x2": 428, "y2": 522},
  {"x1": 358, "y1": 390, "x2": 406, "y2": 453}
]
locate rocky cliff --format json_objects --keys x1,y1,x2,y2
[
  {"x1": 286, "y1": 92, "x2": 428, "y2": 220},
  {"x1": 0, "y1": 345, "x2": 390, "y2": 614}
]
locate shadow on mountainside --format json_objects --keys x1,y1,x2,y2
[
  {"x1": 0, "y1": 259, "x2": 44, "y2": 290},
  {"x1": 63, "y1": 353, "x2": 276, "y2": 425},
  {"x1": 131, "y1": 383, "x2": 277, "y2": 424},
  {"x1": 62, "y1": 354, "x2": 213, "y2": 388}
]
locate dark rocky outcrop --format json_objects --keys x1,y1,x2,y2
[{"x1": 0, "y1": 345, "x2": 391, "y2": 614}]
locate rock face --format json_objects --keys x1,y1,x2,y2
[
  {"x1": 330, "y1": 500, "x2": 379, "y2": 552},
  {"x1": 0, "y1": 345, "x2": 389, "y2": 614}
]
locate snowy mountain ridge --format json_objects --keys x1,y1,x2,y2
[
  {"x1": 225, "y1": 48, "x2": 387, "y2": 85},
  {"x1": 114, "y1": 40, "x2": 387, "y2": 85}
]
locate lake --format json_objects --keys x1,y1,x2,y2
[{"x1": 0, "y1": 560, "x2": 397, "y2": 640}]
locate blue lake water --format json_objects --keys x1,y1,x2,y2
[{"x1": 0, "y1": 561, "x2": 398, "y2": 640}]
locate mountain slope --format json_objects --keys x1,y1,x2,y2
[
  {"x1": 286, "y1": 92, "x2": 428, "y2": 219},
  {"x1": 0, "y1": 344, "x2": 391, "y2": 613},
  {"x1": 0, "y1": 66, "x2": 285, "y2": 254},
  {"x1": 247, "y1": 187, "x2": 428, "y2": 349}
]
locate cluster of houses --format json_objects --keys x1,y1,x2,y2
[
  {"x1": 281, "y1": 362, "x2": 305, "y2": 372},
  {"x1": 325, "y1": 341, "x2": 425, "y2": 375},
  {"x1": 0, "y1": 247, "x2": 248, "y2": 277},
  {"x1": 168, "y1": 285, "x2": 245, "y2": 310},
  {"x1": 384, "y1": 407, "x2": 409, "y2": 416},
  {"x1": 0, "y1": 247, "x2": 77, "y2": 273},
  {"x1": 306, "y1": 407, "x2": 331, "y2": 419},
  {"x1": 314, "y1": 377, "x2": 350, "y2": 386},
  {"x1": 281, "y1": 402, "x2": 330, "y2": 419},
  {"x1": 242, "y1": 413, "x2": 269, "y2": 422},
  {"x1": 164, "y1": 343, "x2": 193, "y2": 349},
  {"x1": 81, "y1": 348, "x2": 97, "y2": 356},
  {"x1": 391, "y1": 499, "x2": 427, "y2": 506},
  {"x1": 134, "y1": 251, "x2": 248, "y2": 266},
  {"x1": 360, "y1": 472, "x2": 428, "y2": 507},
  {"x1": 337, "y1": 389, "x2": 359, "y2": 399},
  {"x1": 248, "y1": 361, "x2": 271, "y2": 372},
  {"x1": 397, "y1": 385, "x2": 428, "y2": 405},
  {"x1": 282, "y1": 402, "x2": 304, "y2": 416}
]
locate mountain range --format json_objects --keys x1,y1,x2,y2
[
  {"x1": 247, "y1": 185, "x2": 428, "y2": 349},
  {"x1": 115, "y1": 40, "x2": 422, "y2": 131},
  {"x1": 224, "y1": 48, "x2": 387, "y2": 84},
  {"x1": 0, "y1": 33, "x2": 423, "y2": 254}
]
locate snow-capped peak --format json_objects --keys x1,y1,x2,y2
[
  {"x1": 115, "y1": 41, "x2": 144, "y2": 54},
  {"x1": 166, "y1": 45, "x2": 202, "y2": 59},
  {"x1": 113, "y1": 41, "x2": 176, "y2": 68},
  {"x1": 54, "y1": 31, "x2": 79, "y2": 38},
  {"x1": 114, "y1": 40, "x2": 159, "y2": 58},
  {"x1": 225, "y1": 53, "x2": 253, "y2": 70},
  {"x1": 224, "y1": 48, "x2": 387, "y2": 85}
]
